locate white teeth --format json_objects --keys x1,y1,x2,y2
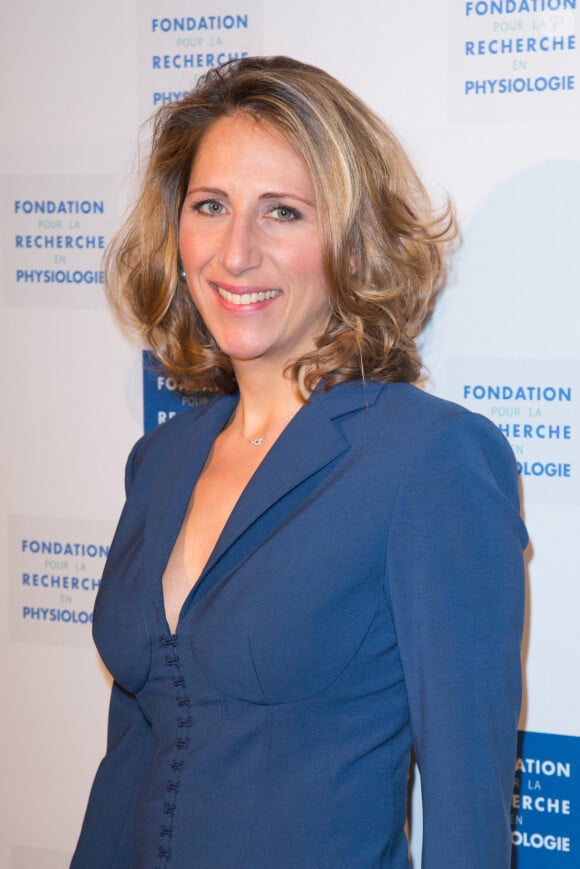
[{"x1": 216, "y1": 286, "x2": 279, "y2": 305}]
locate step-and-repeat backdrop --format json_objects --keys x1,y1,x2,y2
[{"x1": 1, "y1": 2, "x2": 579, "y2": 866}]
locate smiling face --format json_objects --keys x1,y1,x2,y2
[{"x1": 179, "y1": 112, "x2": 331, "y2": 376}]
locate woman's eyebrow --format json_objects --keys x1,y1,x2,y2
[
  {"x1": 186, "y1": 186, "x2": 314, "y2": 207},
  {"x1": 258, "y1": 191, "x2": 314, "y2": 206},
  {"x1": 186, "y1": 186, "x2": 228, "y2": 197}
]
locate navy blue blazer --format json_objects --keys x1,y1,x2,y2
[{"x1": 72, "y1": 381, "x2": 527, "y2": 868}]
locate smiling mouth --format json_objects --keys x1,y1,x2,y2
[{"x1": 215, "y1": 285, "x2": 281, "y2": 306}]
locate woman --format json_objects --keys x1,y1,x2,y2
[{"x1": 72, "y1": 56, "x2": 527, "y2": 867}]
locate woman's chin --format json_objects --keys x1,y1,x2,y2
[{"x1": 215, "y1": 335, "x2": 284, "y2": 368}]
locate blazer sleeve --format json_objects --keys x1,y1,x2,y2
[
  {"x1": 71, "y1": 439, "x2": 153, "y2": 869},
  {"x1": 384, "y1": 411, "x2": 527, "y2": 868}
]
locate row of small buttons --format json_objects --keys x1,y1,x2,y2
[{"x1": 156, "y1": 635, "x2": 192, "y2": 866}]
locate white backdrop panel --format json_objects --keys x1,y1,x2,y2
[{"x1": 1, "y1": 1, "x2": 579, "y2": 865}]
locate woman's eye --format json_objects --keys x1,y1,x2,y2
[
  {"x1": 272, "y1": 205, "x2": 300, "y2": 222},
  {"x1": 194, "y1": 199, "x2": 225, "y2": 216}
]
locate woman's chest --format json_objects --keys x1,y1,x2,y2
[
  {"x1": 162, "y1": 427, "x2": 277, "y2": 634},
  {"x1": 94, "y1": 455, "x2": 399, "y2": 703}
]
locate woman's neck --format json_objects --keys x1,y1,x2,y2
[{"x1": 231, "y1": 359, "x2": 307, "y2": 440}]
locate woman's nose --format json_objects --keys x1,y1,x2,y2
[{"x1": 220, "y1": 215, "x2": 261, "y2": 275}]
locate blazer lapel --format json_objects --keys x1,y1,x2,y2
[
  {"x1": 142, "y1": 379, "x2": 383, "y2": 624},
  {"x1": 142, "y1": 393, "x2": 237, "y2": 615},
  {"x1": 191, "y1": 380, "x2": 383, "y2": 604}
]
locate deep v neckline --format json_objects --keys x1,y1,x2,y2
[
  {"x1": 143, "y1": 393, "x2": 237, "y2": 635},
  {"x1": 161, "y1": 414, "x2": 282, "y2": 635},
  {"x1": 143, "y1": 383, "x2": 361, "y2": 637}
]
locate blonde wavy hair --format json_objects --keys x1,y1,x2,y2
[{"x1": 106, "y1": 56, "x2": 456, "y2": 394}]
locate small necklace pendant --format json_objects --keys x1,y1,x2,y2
[
  {"x1": 236, "y1": 409, "x2": 297, "y2": 446},
  {"x1": 249, "y1": 436, "x2": 267, "y2": 446}
]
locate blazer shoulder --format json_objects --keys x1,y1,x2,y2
[
  {"x1": 376, "y1": 381, "x2": 507, "y2": 446},
  {"x1": 124, "y1": 393, "x2": 230, "y2": 491},
  {"x1": 378, "y1": 381, "x2": 474, "y2": 424},
  {"x1": 363, "y1": 383, "x2": 519, "y2": 505}
]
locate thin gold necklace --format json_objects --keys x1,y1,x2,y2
[{"x1": 236, "y1": 411, "x2": 296, "y2": 446}]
